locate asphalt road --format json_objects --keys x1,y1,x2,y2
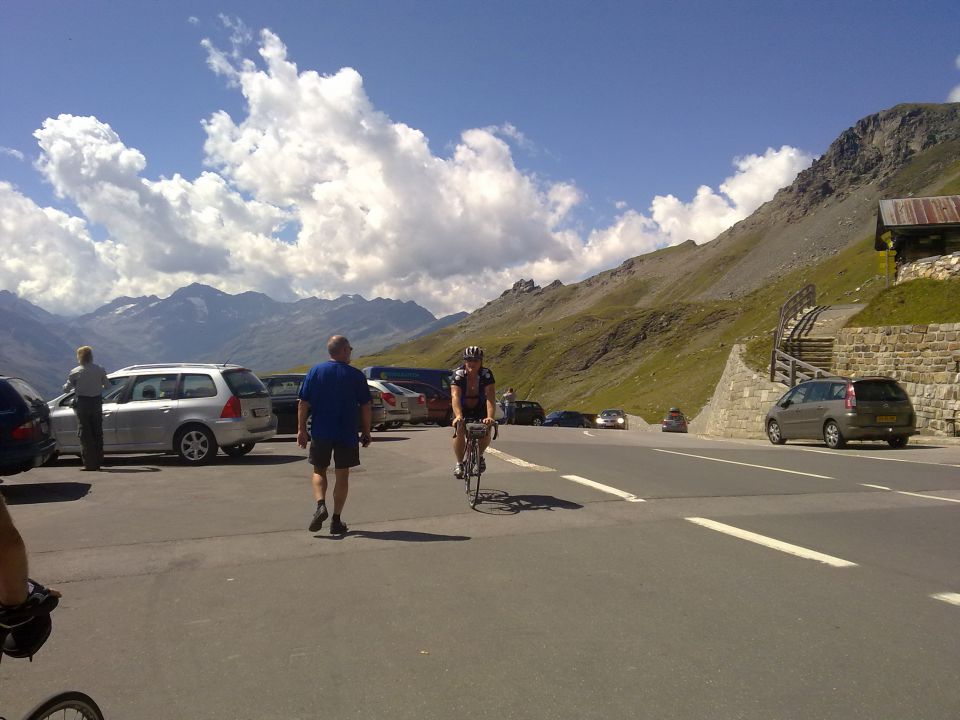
[{"x1": 1, "y1": 427, "x2": 959, "y2": 719}]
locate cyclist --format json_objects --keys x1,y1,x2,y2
[
  {"x1": 0, "y1": 494, "x2": 60, "y2": 660},
  {"x1": 451, "y1": 346, "x2": 497, "y2": 479}
]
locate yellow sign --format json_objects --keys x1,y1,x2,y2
[{"x1": 877, "y1": 249, "x2": 895, "y2": 276}]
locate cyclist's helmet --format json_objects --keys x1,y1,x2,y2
[{"x1": 463, "y1": 346, "x2": 484, "y2": 360}]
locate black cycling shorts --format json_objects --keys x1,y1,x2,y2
[
  {"x1": 309, "y1": 440, "x2": 360, "y2": 470},
  {"x1": 461, "y1": 403, "x2": 486, "y2": 422}
]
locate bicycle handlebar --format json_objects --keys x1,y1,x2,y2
[{"x1": 451, "y1": 418, "x2": 499, "y2": 441}]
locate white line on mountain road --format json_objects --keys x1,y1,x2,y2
[
  {"x1": 653, "y1": 448, "x2": 834, "y2": 479},
  {"x1": 932, "y1": 592, "x2": 960, "y2": 607},
  {"x1": 860, "y1": 483, "x2": 960, "y2": 503},
  {"x1": 686, "y1": 518, "x2": 857, "y2": 567},
  {"x1": 561, "y1": 475, "x2": 645, "y2": 502},
  {"x1": 583, "y1": 431, "x2": 595, "y2": 437},
  {"x1": 797, "y1": 446, "x2": 960, "y2": 468},
  {"x1": 485, "y1": 448, "x2": 554, "y2": 472}
]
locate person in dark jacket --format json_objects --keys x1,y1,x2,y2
[{"x1": 63, "y1": 346, "x2": 109, "y2": 471}]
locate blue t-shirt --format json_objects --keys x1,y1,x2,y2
[{"x1": 298, "y1": 361, "x2": 372, "y2": 446}]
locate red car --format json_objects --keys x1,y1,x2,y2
[{"x1": 390, "y1": 379, "x2": 453, "y2": 426}]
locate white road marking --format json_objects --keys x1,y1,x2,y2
[
  {"x1": 796, "y1": 446, "x2": 960, "y2": 468},
  {"x1": 932, "y1": 592, "x2": 960, "y2": 606},
  {"x1": 686, "y1": 517, "x2": 857, "y2": 567},
  {"x1": 583, "y1": 431, "x2": 595, "y2": 437},
  {"x1": 653, "y1": 448, "x2": 834, "y2": 479},
  {"x1": 860, "y1": 483, "x2": 960, "y2": 503},
  {"x1": 561, "y1": 474, "x2": 645, "y2": 502},
  {"x1": 485, "y1": 447, "x2": 554, "y2": 472},
  {"x1": 893, "y1": 490, "x2": 960, "y2": 504}
]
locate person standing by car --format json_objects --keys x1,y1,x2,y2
[
  {"x1": 63, "y1": 346, "x2": 109, "y2": 471},
  {"x1": 451, "y1": 346, "x2": 497, "y2": 478},
  {"x1": 502, "y1": 387, "x2": 517, "y2": 425},
  {"x1": 297, "y1": 336, "x2": 372, "y2": 536}
]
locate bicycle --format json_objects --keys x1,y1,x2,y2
[
  {"x1": 453, "y1": 420, "x2": 498, "y2": 508},
  {"x1": 0, "y1": 582, "x2": 105, "y2": 720}
]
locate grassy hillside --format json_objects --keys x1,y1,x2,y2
[{"x1": 844, "y1": 278, "x2": 960, "y2": 327}]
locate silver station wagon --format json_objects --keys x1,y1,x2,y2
[
  {"x1": 48, "y1": 363, "x2": 277, "y2": 464},
  {"x1": 765, "y1": 376, "x2": 916, "y2": 449}
]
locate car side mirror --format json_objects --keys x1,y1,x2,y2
[{"x1": 780, "y1": 399, "x2": 792, "y2": 409}]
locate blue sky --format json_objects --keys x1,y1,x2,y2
[{"x1": 2, "y1": 1, "x2": 959, "y2": 315}]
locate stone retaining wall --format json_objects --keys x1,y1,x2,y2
[
  {"x1": 897, "y1": 252, "x2": 960, "y2": 283},
  {"x1": 833, "y1": 323, "x2": 960, "y2": 435},
  {"x1": 699, "y1": 344, "x2": 785, "y2": 439}
]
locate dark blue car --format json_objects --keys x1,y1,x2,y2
[
  {"x1": 542, "y1": 410, "x2": 590, "y2": 428},
  {"x1": 0, "y1": 376, "x2": 58, "y2": 477}
]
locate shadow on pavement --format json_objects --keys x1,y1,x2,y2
[
  {"x1": 315, "y1": 529, "x2": 470, "y2": 542},
  {"x1": 471, "y1": 491, "x2": 583, "y2": 516},
  {"x1": 792, "y1": 441, "x2": 943, "y2": 451},
  {"x1": 1, "y1": 482, "x2": 92, "y2": 505}
]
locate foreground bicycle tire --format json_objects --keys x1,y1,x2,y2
[
  {"x1": 463, "y1": 436, "x2": 482, "y2": 508},
  {"x1": 22, "y1": 691, "x2": 104, "y2": 720}
]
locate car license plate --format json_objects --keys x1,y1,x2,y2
[
  {"x1": 876, "y1": 415, "x2": 897, "y2": 423},
  {"x1": 253, "y1": 407, "x2": 268, "y2": 418}
]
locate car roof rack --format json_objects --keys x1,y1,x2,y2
[{"x1": 117, "y1": 363, "x2": 245, "y2": 371}]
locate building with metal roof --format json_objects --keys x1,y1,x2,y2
[{"x1": 875, "y1": 195, "x2": 960, "y2": 260}]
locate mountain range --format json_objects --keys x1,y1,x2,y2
[
  {"x1": 0, "y1": 284, "x2": 466, "y2": 397},
  {"x1": 360, "y1": 103, "x2": 960, "y2": 420}
]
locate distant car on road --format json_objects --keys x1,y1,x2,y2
[
  {"x1": 512, "y1": 400, "x2": 546, "y2": 426},
  {"x1": 0, "y1": 375, "x2": 57, "y2": 477},
  {"x1": 542, "y1": 410, "x2": 590, "y2": 428},
  {"x1": 48, "y1": 363, "x2": 276, "y2": 464},
  {"x1": 765, "y1": 376, "x2": 916, "y2": 449},
  {"x1": 596, "y1": 409, "x2": 628, "y2": 430},
  {"x1": 366, "y1": 380, "x2": 415, "y2": 429},
  {"x1": 661, "y1": 408, "x2": 688, "y2": 433}
]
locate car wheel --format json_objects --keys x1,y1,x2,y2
[
  {"x1": 531, "y1": 417, "x2": 542, "y2": 426},
  {"x1": 766, "y1": 420, "x2": 786, "y2": 445},
  {"x1": 823, "y1": 420, "x2": 846, "y2": 450},
  {"x1": 223, "y1": 442, "x2": 255, "y2": 457},
  {"x1": 887, "y1": 436, "x2": 908, "y2": 449},
  {"x1": 442, "y1": 411, "x2": 454, "y2": 427},
  {"x1": 175, "y1": 425, "x2": 217, "y2": 464},
  {"x1": 42, "y1": 450, "x2": 60, "y2": 467}
]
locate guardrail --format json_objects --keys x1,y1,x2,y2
[
  {"x1": 771, "y1": 350, "x2": 835, "y2": 386},
  {"x1": 770, "y1": 284, "x2": 816, "y2": 382}
]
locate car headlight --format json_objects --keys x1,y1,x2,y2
[{"x1": 617, "y1": 417, "x2": 624, "y2": 424}]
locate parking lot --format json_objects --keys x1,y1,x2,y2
[{"x1": 2, "y1": 426, "x2": 960, "y2": 719}]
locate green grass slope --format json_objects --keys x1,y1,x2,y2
[{"x1": 845, "y1": 278, "x2": 960, "y2": 327}]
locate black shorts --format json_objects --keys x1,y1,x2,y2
[
  {"x1": 461, "y1": 403, "x2": 485, "y2": 422},
  {"x1": 309, "y1": 440, "x2": 361, "y2": 470}
]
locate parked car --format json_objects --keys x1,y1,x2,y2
[
  {"x1": 390, "y1": 379, "x2": 452, "y2": 425},
  {"x1": 0, "y1": 375, "x2": 57, "y2": 477},
  {"x1": 596, "y1": 409, "x2": 628, "y2": 430},
  {"x1": 386, "y1": 383, "x2": 429, "y2": 425},
  {"x1": 542, "y1": 410, "x2": 590, "y2": 428},
  {"x1": 661, "y1": 408, "x2": 688, "y2": 433},
  {"x1": 366, "y1": 380, "x2": 414, "y2": 429},
  {"x1": 363, "y1": 366, "x2": 453, "y2": 393},
  {"x1": 260, "y1": 373, "x2": 388, "y2": 435},
  {"x1": 765, "y1": 376, "x2": 916, "y2": 449},
  {"x1": 48, "y1": 363, "x2": 276, "y2": 464},
  {"x1": 512, "y1": 400, "x2": 546, "y2": 426}
]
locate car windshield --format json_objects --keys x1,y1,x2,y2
[
  {"x1": 854, "y1": 380, "x2": 909, "y2": 402},
  {"x1": 383, "y1": 382, "x2": 413, "y2": 395},
  {"x1": 546, "y1": 411, "x2": 562, "y2": 419},
  {"x1": 599, "y1": 410, "x2": 621, "y2": 417},
  {"x1": 223, "y1": 369, "x2": 268, "y2": 398},
  {"x1": 265, "y1": 377, "x2": 303, "y2": 396}
]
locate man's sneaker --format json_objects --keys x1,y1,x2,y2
[
  {"x1": 308, "y1": 503, "x2": 329, "y2": 532},
  {"x1": 478, "y1": 456, "x2": 486, "y2": 473},
  {"x1": 330, "y1": 518, "x2": 349, "y2": 536},
  {"x1": 454, "y1": 462, "x2": 465, "y2": 479}
]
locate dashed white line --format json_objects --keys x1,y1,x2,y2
[
  {"x1": 797, "y1": 446, "x2": 960, "y2": 468},
  {"x1": 561, "y1": 475, "x2": 645, "y2": 502},
  {"x1": 860, "y1": 483, "x2": 960, "y2": 503},
  {"x1": 932, "y1": 592, "x2": 960, "y2": 607},
  {"x1": 686, "y1": 517, "x2": 858, "y2": 567},
  {"x1": 485, "y1": 447, "x2": 554, "y2": 472},
  {"x1": 583, "y1": 431, "x2": 595, "y2": 437},
  {"x1": 653, "y1": 448, "x2": 834, "y2": 479}
]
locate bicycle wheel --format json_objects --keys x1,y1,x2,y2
[
  {"x1": 23, "y1": 691, "x2": 104, "y2": 720},
  {"x1": 467, "y1": 441, "x2": 482, "y2": 509}
]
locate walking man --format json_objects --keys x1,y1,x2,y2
[
  {"x1": 297, "y1": 336, "x2": 372, "y2": 535},
  {"x1": 63, "y1": 346, "x2": 109, "y2": 471},
  {"x1": 502, "y1": 387, "x2": 517, "y2": 425}
]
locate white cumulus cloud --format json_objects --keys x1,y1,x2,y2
[
  {"x1": 949, "y1": 53, "x2": 960, "y2": 102},
  {"x1": 0, "y1": 147, "x2": 25, "y2": 161},
  {"x1": 0, "y1": 27, "x2": 812, "y2": 316}
]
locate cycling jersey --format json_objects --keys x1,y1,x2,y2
[{"x1": 451, "y1": 365, "x2": 496, "y2": 420}]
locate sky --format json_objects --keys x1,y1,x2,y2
[{"x1": 2, "y1": 1, "x2": 960, "y2": 317}]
